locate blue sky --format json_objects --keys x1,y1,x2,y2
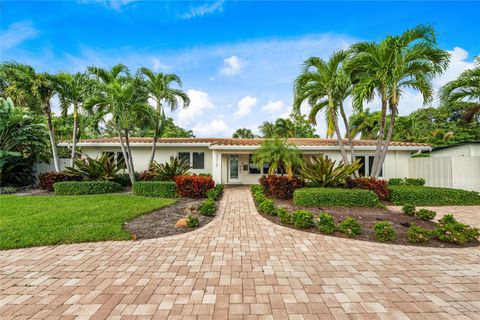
[{"x1": 1, "y1": 0, "x2": 479, "y2": 137}]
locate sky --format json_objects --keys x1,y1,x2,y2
[{"x1": 1, "y1": 0, "x2": 479, "y2": 137}]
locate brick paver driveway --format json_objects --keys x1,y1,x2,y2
[{"x1": 1, "y1": 187, "x2": 480, "y2": 319}]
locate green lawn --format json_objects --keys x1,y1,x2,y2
[{"x1": 0, "y1": 194, "x2": 175, "y2": 250}]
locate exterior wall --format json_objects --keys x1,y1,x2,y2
[{"x1": 430, "y1": 144, "x2": 480, "y2": 157}]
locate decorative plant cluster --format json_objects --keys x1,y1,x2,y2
[
  {"x1": 139, "y1": 156, "x2": 190, "y2": 182},
  {"x1": 407, "y1": 224, "x2": 433, "y2": 244},
  {"x1": 175, "y1": 175, "x2": 215, "y2": 198},
  {"x1": 186, "y1": 215, "x2": 199, "y2": 228},
  {"x1": 317, "y1": 212, "x2": 336, "y2": 234},
  {"x1": 388, "y1": 178, "x2": 426, "y2": 186},
  {"x1": 64, "y1": 154, "x2": 125, "y2": 181},
  {"x1": 199, "y1": 184, "x2": 224, "y2": 216},
  {"x1": 38, "y1": 171, "x2": 82, "y2": 191},
  {"x1": 133, "y1": 181, "x2": 177, "y2": 198},
  {"x1": 401, "y1": 204, "x2": 416, "y2": 216},
  {"x1": 277, "y1": 208, "x2": 293, "y2": 224},
  {"x1": 374, "y1": 221, "x2": 397, "y2": 242},
  {"x1": 300, "y1": 155, "x2": 362, "y2": 188},
  {"x1": 389, "y1": 186, "x2": 480, "y2": 206},
  {"x1": 292, "y1": 210, "x2": 314, "y2": 228},
  {"x1": 54, "y1": 181, "x2": 122, "y2": 195},
  {"x1": 346, "y1": 177, "x2": 389, "y2": 201},
  {"x1": 338, "y1": 217, "x2": 362, "y2": 237},
  {"x1": 258, "y1": 175, "x2": 304, "y2": 199},
  {"x1": 293, "y1": 187, "x2": 383, "y2": 207},
  {"x1": 401, "y1": 204, "x2": 436, "y2": 220}
]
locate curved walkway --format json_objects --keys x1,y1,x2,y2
[{"x1": 1, "y1": 187, "x2": 480, "y2": 319}]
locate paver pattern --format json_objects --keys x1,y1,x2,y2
[{"x1": 1, "y1": 187, "x2": 480, "y2": 319}]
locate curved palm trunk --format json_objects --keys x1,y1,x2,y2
[
  {"x1": 70, "y1": 103, "x2": 79, "y2": 167},
  {"x1": 374, "y1": 106, "x2": 397, "y2": 178},
  {"x1": 339, "y1": 105, "x2": 358, "y2": 177},
  {"x1": 148, "y1": 102, "x2": 163, "y2": 168},
  {"x1": 45, "y1": 107, "x2": 60, "y2": 172},
  {"x1": 118, "y1": 131, "x2": 134, "y2": 185},
  {"x1": 124, "y1": 129, "x2": 136, "y2": 183},
  {"x1": 334, "y1": 115, "x2": 349, "y2": 164},
  {"x1": 370, "y1": 97, "x2": 388, "y2": 177}
]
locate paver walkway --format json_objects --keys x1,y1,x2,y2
[{"x1": 1, "y1": 187, "x2": 480, "y2": 320}]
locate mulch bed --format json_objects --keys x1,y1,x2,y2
[
  {"x1": 124, "y1": 198, "x2": 215, "y2": 239},
  {"x1": 262, "y1": 197, "x2": 479, "y2": 248}
]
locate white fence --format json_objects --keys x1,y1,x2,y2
[
  {"x1": 409, "y1": 156, "x2": 480, "y2": 192},
  {"x1": 34, "y1": 158, "x2": 71, "y2": 177}
]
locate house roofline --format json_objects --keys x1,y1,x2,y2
[{"x1": 431, "y1": 141, "x2": 480, "y2": 152}]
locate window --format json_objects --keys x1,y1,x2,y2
[
  {"x1": 192, "y1": 152, "x2": 204, "y2": 169},
  {"x1": 355, "y1": 155, "x2": 383, "y2": 177},
  {"x1": 248, "y1": 155, "x2": 261, "y2": 174},
  {"x1": 178, "y1": 152, "x2": 190, "y2": 166}
]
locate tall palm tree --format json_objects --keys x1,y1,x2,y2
[
  {"x1": 274, "y1": 118, "x2": 296, "y2": 138},
  {"x1": 440, "y1": 57, "x2": 480, "y2": 124},
  {"x1": 348, "y1": 108, "x2": 381, "y2": 140},
  {"x1": 232, "y1": 128, "x2": 254, "y2": 138},
  {"x1": 258, "y1": 121, "x2": 276, "y2": 138},
  {"x1": 293, "y1": 50, "x2": 351, "y2": 163},
  {"x1": 54, "y1": 72, "x2": 94, "y2": 166},
  {"x1": 347, "y1": 25, "x2": 449, "y2": 177},
  {"x1": 139, "y1": 68, "x2": 190, "y2": 167},
  {"x1": 253, "y1": 138, "x2": 302, "y2": 177},
  {"x1": 1, "y1": 63, "x2": 61, "y2": 171}
]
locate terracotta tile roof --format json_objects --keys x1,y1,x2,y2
[{"x1": 75, "y1": 137, "x2": 430, "y2": 147}]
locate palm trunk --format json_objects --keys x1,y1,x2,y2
[
  {"x1": 148, "y1": 102, "x2": 162, "y2": 168},
  {"x1": 334, "y1": 115, "x2": 349, "y2": 163},
  {"x1": 370, "y1": 96, "x2": 388, "y2": 177},
  {"x1": 70, "y1": 103, "x2": 79, "y2": 167},
  {"x1": 374, "y1": 106, "x2": 397, "y2": 178},
  {"x1": 118, "y1": 131, "x2": 134, "y2": 185},
  {"x1": 339, "y1": 105, "x2": 358, "y2": 177},
  {"x1": 124, "y1": 129, "x2": 136, "y2": 184},
  {"x1": 45, "y1": 107, "x2": 60, "y2": 172}
]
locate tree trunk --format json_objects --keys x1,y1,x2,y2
[
  {"x1": 370, "y1": 96, "x2": 388, "y2": 177},
  {"x1": 124, "y1": 129, "x2": 136, "y2": 184},
  {"x1": 70, "y1": 103, "x2": 79, "y2": 167},
  {"x1": 334, "y1": 115, "x2": 349, "y2": 163},
  {"x1": 374, "y1": 106, "x2": 397, "y2": 178},
  {"x1": 339, "y1": 104, "x2": 358, "y2": 177},
  {"x1": 148, "y1": 102, "x2": 162, "y2": 168},
  {"x1": 117, "y1": 131, "x2": 134, "y2": 185},
  {"x1": 45, "y1": 107, "x2": 60, "y2": 172}
]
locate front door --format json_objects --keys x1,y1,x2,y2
[{"x1": 228, "y1": 155, "x2": 241, "y2": 183}]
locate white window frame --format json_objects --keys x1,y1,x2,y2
[
  {"x1": 356, "y1": 155, "x2": 384, "y2": 177},
  {"x1": 178, "y1": 152, "x2": 205, "y2": 170}
]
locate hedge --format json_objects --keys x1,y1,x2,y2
[
  {"x1": 293, "y1": 187, "x2": 383, "y2": 207},
  {"x1": 38, "y1": 171, "x2": 82, "y2": 191},
  {"x1": 175, "y1": 175, "x2": 215, "y2": 198},
  {"x1": 388, "y1": 186, "x2": 480, "y2": 206},
  {"x1": 132, "y1": 181, "x2": 177, "y2": 198},
  {"x1": 54, "y1": 181, "x2": 122, "y2": 195}
]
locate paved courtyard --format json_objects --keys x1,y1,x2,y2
[{"x1": 1, "y1": 187, "x2": 480, "y2": 319}]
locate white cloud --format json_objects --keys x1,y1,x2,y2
[
  {"x1": 151, "y1": 58, "x2": 168, "y2": 72},
  {"x1": 0, "y1": 21, "x2": 38, "y2": 50},
  {"x1": 192, "y1": 119, "x2": 228, "y2": 136},
  {"x1": 262, "y1": 100, "x2": 286, "y2": 114},
  {"x1": 78, "y1": 0, "x2": 138, "y2": 10},
  {"x1": 234, "y1": 96, "x2": 256, "y2": 118},
  {"x1": 177, "y1": 90, "x2": 214, "y2": 126},
  {"x1": 221, "y1": 55, "x2": 243, "y2": 76},
  {"x1": 434, "y1": 47, "x2": 475, "y2": 87},
  {"x1": 179, "y1": 0, "x2": 224, "y2": 19}
]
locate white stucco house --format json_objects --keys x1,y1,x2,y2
[{"x1": 59, "y1": 137, "x2": 430, "y2": 184}]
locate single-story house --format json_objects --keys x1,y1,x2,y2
[
  {"x1": 430, "y1": 141, "x2": 480, "y2": 157},
  {"x1": 60, "y1": 138, "x2": 431, "y2": 184}
]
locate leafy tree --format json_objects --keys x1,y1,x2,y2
[
  {"x1": 253, "y1": 138, "x2": 303, "y2": 177},
  {"x1": 257, "y1": 114, "x2": 319, "y2": 138},
  {"x1": 347, "y1": 25, "x2": 449, "y2": 177},
  {"x1": 258, "y1": 121, "x2": 276, "y2": 138},
  {"x1": 139, "y1": 68, "x2": 190, "y2": 167},
  {"x1": 288, "y1": 113, "x2": 319, "y2": 138},
  {"x1": 232, "y1": 128, "x2": 254, "y2": 138},
  {"x1": 348, "y1": 108, "x2": 381, "y2": 140}
]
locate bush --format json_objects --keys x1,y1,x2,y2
[
  {"x1": 374, "y1": 221, "x2": 396, "y2": 242},
  {"x1": 401, "y1": 204, "x2": 416, "y2": 216},
  {"x1": 388, "y1": 178, "x2": 425, "y2": 186},
  {"x1": 338, "y1": 217, "x2": 362, "y2": 237},
  {"x1": 416, "y1": 208, "x2": 436, "y2": 221},
  {"x1": 294, "y1": 187, "x2": 382, "y2": 207},
  {"x1": 277, "y1": 208, "x2": 293, "y2": 224},
  {"x1": 132, "y1": 181, "x2": 177, "y2": 198},
  {"x1": 0, "y1": 186, "x2": 16, "y2": 194},
  {"x1": 388, "y1": 178, "x2": 404, "y2": 186},
  {"x1": 346, "y1": 177, "x2": 389, "y2": 201},
  {"x1": 112, "y1": 173, "x2": 132, "y2": 187},
  {"x1": 301, "y1": 155, "x2": 362, "y2": 187},
  {"x1": 175, "y1": 175, "x2": 215, "y2": 198},
  {"x1": 292, "y1": 210, "x2": 313, "y2": 228},
  {"x1": 207, "y1": 184, "x2": 224, "y2": 201},
  {"x1": 64, "y1": 153, "x2": 125, "y2": 181},
  {"x1": 150, "y1": 156, "x2": 191, "y2": 181},
  {"x1": 407, "y1": 224, "x2": 433, "y2": 243},
  {"x1": 258, "y1": 199, "x2": 276, "y2": 215},
  {"x1": 38, "y1": 171, "x2": 82, "y2": 191},
  {"x1": 199, "y1": 199, "x2": 216, "y2": 216},
  {"x1": 389, "y1": 186, "x2": 480, "y2": 206},
  {"x1": 259, "y1": 175, "x2": 304, "y2": 199},
  {"x1": 435, "y1": 214, "x2": 479, "y2": 245},
  {"x1": 318, "y1": 212, "x2": 336, "y2": 234},
  {"x1": 259, "y1": 175, "x2": 270, "y2": 194},
  {"x1": 54, "y1": 181, "x2": 122, "y2": 195},
  {"x1": 186, "y1": 215, "x2": 199, "y2": 228}
]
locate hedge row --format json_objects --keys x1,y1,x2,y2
[
  {"x1": 389, "y1": 186, "x2": 480, "y2": 206},
  {"x1": 132, "y1": 181, "x2": 177, "y2": 198},
  {"x1": 293, "y1": 187, "x2": 383, "y2": 207},
  {"x1": 54, "y1": 181, "x2": 122, "y2": 195}
]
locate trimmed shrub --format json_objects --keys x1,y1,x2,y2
[
  {"x1": 259, "y1": 175, "x2": 270, "y2": 194},
  {"x1": 175, "y1": 175, "x2": 215, "y2": 198},
  {"x1": 38, "y1": 171, "x2": 81, "y2": 191},
  {"x1": 112, "y1": 173, "x2": 132, "y2": 187},
  {"x1": 207, "y1": 184, "x2": 224, "y2": 201},
  {"x1": 132, "y1": 181, "x2": 177, "y2": 198},
  {"x1": 401, "y1": 204, "x2": 416, "y2": 216},
  {"x1": 407, "y1": 224, "x2": 433, "y2": 243},
  {"x1": 374, "y1": 221, "x2": 396, "y2": 242},
  {"x1": 199, "y1": 199, "x2": 216, "y2": 216},
  {"x1": 338, "y1": 217, "x2": 362, "y2": 237},
  {"x1": 292, "y1": 210, "x2": 314, "y2": 228},
  {"x1": 388, "y1": 178, "x2": 404, "y2": 186},
  {"x1": 346, "y1": 177, "x2": 389, "y2": 201},
  {"x1": 277, "y1": 208, "x2": 293, "y2": 224},
  {"x1": 259, "y1": 175, "x2": 304, "y2": 199},
  {"x1": 416, "y1": 208, "x2": 436, "y2": 221},
  {"x1": 258, "y1": 199, "x2": 276, "y2": 216},
  {"x1": 388, "y1": 178, "x2": 425, "y2": 186},
  {"x1": 293, "y1": 188, "x2": 382, "y2": 207},
  {"x1": 0, "y1": 186, "x2": 16, "y2": 194},
  {"x1": 318, "y1": 212, "x2": 336, "y2": 234},
  {"x1": 186, "y1": 215, "x2": 199, "y2": 228},
  {"x1": 435, "y1": 214, "x2": 480, "y2": 245},
  {"x1": 389, "y1": 186, "x2": 480, "y2": 206},
  {"x1": 54, "y1": 181, "x2": 122, "y2": 195}
]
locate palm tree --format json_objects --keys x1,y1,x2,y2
[
  {"x1": 274, "y1": 118, "x2": 296, "y2": 138},
  {"x1": 440, "y1": 57, "x2": 480, "y2": 124},
  {"x1": 347, "y1": 25, "x2": 449, "y2": 177},
  {"x1": 258, "y1": 121, "x2": 276, "y2": 138},
  {"x1": 54, "y1": 72, "x2": 94, "y2": 166},
  {"x1": 232, "y1": 128, "x2": 254, "y2": 138},
  {"x1": 348, "y1": 108, "x2": 381, "y2": 140},
  {"x1": 253, "y1": 138, "x2": 303, "y2": 177},
  {"x1": 1, "y1": 63, "x2": 61, "y2": 171},
  {"x1": 293, "y1": 50, "x2": 351, "y2": 163},
  {"x1": 139, "y1": 68, "x2": 190, "y2": 167}
]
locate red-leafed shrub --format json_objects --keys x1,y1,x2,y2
[
  {"x1": 346, "y1": 177, "x2": 389, "y2": 201},
  {"x1": 259, "y1": 175, "x2": 304, "y2": 200},
  {"x1": 138, "y1": 170, "x2": 158, "y2": 181},
  {"x1": 259, "y1": 175, "x2": 270, "y2": 194},
  {"x1": 175, "y1": 175, "x2": 215, "y2": 198},
  {"x1": 38, "y1": 171, "x2": 82, "y2": 191}
]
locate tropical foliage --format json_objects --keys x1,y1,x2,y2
[
  {"x1": 258, "y1": 114, "x2": 319, "y2": 138},
  {"x1": 232, "y1": 128, "x2": 254, "y2": 138},
  {"x1": 64, "y1": 153, "x2": 125, "y2": 181},
  {"x1": 149, "y1": 156, "x2": 191, "y2": 181},
  {"x1": 253, "y1": 138, "x2": 303, "y2": 177},
  {"x1": 301, "y1": 155, "x2": 362, "y2": 187}
]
